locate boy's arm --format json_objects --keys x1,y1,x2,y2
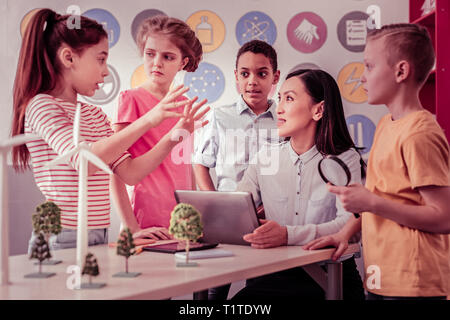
[
  {"x1": 303, "y1": 215, "x2": 361, "y2": 261},
  {"x1": 328, "y1": 183, "x2": 450, "y2": 234},
  {"x1": 192, "y1": 164, "x2": 216, "y2": 191}
]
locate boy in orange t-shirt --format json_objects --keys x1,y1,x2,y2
[{"x1": 304, "y1": 23, "x2": 449, "y2": 299}]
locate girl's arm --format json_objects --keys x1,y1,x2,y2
[
  {"x1": 87, "y1": 85, "x2": 191, "y2": 175},
  {"x1": 110, "y1": 125, "x2": 174, "y2": 240},
  {"x1": 110, "y1": 173, "x2": 141, "y2": 233},
  {"x1": 114, "y1": 98, "x2": 210, "y2": 186}
]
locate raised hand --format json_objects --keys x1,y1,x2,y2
[
  {"x1": 144, "y1": 85, "x2": 193, "y2": 127},
  {"x1": 170, "y1": 97, "x2": 210, "y2": 141}
]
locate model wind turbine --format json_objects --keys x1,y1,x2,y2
[
  {"x1": 45, "y1": 103, "x2": 112, "y2": 269},
  {"x1": 1, "y1": 134, "x2": 38, "y2": 285}
]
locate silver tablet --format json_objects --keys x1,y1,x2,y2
[{"x1": 174, "y1": 190, "x2": 260, "y2": 245}]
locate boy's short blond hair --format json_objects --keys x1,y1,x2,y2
[{"x1": 367, "y1": 23, "x2": 435, "y2": 85}]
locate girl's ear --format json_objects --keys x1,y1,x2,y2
[
  {"x1": 180, "y1": 57, "x2": 189, "y2": 70},
  {"x1": 312, "y1": 101, "x2": 324, "y2": 121},
  {"x1": 59, "y1": 46, "x2": 75, "y2": 69},
  {"x1": 395, "y1": 60, "x2": 410, "y2": 83}
]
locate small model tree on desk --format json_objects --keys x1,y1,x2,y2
[
  {"x1": 81, "y1": 252, "x2": 106, "y2": 289},
  {"x1": 169, "y1": 203, "x2": 203, "y2": 267},
  {"x1": 32, "y1": 201, "x2": 62, "y2": 265},
  {"x1": 113, "y1": 228, "x2": 141, "y2": 278},
  {"x1": 24, "y1": 233, "x2": 56, "y2": 278}
]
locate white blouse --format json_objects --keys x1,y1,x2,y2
[{"x1": 236, "y1": 141, "x2": 362, "y2": 245}]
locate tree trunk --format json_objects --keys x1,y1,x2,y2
[
  {"x1": 125, "y1": 257, "x2": 129, "y2": 273},
  {"x1": 185, "y1": 240, "x2": 190, "y2": 264},
  {"x1": 39, "y1": 261, "x2": 42, "y2": 274}
]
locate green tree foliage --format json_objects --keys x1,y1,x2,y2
[
  {"x1": 32, "y1": 201, "x2": 62, "y2": 236},
  {"x1": 116, "y1": 228, "x2": 136, "y2": 273},
  {"x1": 116, "y1": 228, "x2": 136, "y2": 258},
  {"x1": 29, "y1": 233, "x2": 52, "y2": 273},
  {"x1": 169, "y1": 203, "x2": 203, "y2": 242},
  {"x1": 82, "y1": 252, "x2": 99, "y2": 284}
]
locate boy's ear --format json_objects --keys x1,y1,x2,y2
[
  {"x1": 273, "y1": 70, "x2": 280, "y2": 85},
  {"x1": 312, "y1": 101, "x2": 324, "y2": 121},
  {"x1": 395, "y1": 60, "x2": 410, "y2": 83},
  {"x1": 59, "y1": 46, "x2": 75, "y2": 68},
  {"x1": 234, "y1": 69, "x2": 238, "y2": 82}
]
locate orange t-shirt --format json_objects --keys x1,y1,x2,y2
[{"x1": 362, "y1": 110, "x2": 450, "y2": 297}]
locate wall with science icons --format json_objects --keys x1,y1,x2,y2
[{"x1": 1, "y1": 0, "x2": 410, "y2": 159}]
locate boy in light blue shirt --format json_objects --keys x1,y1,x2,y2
[
  {"x1": 192, "y1": 40, "x2": 281, "y2": 299},
  {"x1": 192, "y1": 40, "x2": 281, "y2": 192}
]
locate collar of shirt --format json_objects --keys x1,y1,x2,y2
[
  {"x1": 236, "y1": 95, "x2": 276, "y2": 119},
  {"x1": 287, "y1": 142, "x2": 320, "y2": 167}
]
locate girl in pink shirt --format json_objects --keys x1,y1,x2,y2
[{"x1": 112, "y1": 16, "x2": 205, "y2": 240}]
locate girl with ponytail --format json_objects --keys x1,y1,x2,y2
[{"x1": 11, "y1": 9, "x2": 209, "y2": 251}]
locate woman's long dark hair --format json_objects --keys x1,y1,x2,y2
[
  {"x1": 287, "y1": 69, "x2": 366, "y2": 179},
  {"x1": 12, "y1": 9, "x2": 107, "y2": 171}
]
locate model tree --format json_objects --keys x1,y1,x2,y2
[
  {"x1": 24, "y1": 233, "x2": 55, "y2": 278},
  {"x1": 81, "y1": 252, "x2": 105, "y2": 288},
  {"x1": 32, "y1": 201, "x2": 62, "y2": 264},
  {"x1": 169, "y1": 203, "x2": 203, "y2": 266},
  {"x1": 113, "y1": 228, "x2": 141, "y2": 277}
]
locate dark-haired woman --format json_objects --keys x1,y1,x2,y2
[{"x1": 232, "y1": 69, "x2": 365, "y2": 300}]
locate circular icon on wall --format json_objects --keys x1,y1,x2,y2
[
  {"x1": 235, "y1": 11, "x2": 277, "y2": 45},
  {"x1": 131, "y1": 64, "x2": 147, "y2": 89},
  {"x1": 82, "y1": 65, "x2": 120, "y2": 105},
  {"x1": 186, "y1": 10, "x2": 225, "y2": 53},
  {"x1": 288, "y1": 62, "x2": 321, "y2": 74},
  {"x1": 131, "y1": 9, "x2": 167, "y2": 45},
  {"x1": 83, "y1": 9, "x2": 120, "y2": 48},
  {"x1": 184, "y1": 62, "x2": 225, "y2": 103},
  {"x1": 20, "y1": 8, "x2": 41, "y2": 37},
  {"x1": 346, "y1": 114, "x2": 376, "y2": 155},
  {"x1": 337, "y1": 62, "x2": 367, "y2": 104},
  {"x1": 337, "y1": 11, "x2": 370, "y2": 52},
  {"x1": 287, "y1": 12, "x2": 327, "y2": 54}
]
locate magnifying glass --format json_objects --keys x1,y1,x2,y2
[{"x1": 318, "y1": 155, "x2": 360, "y2": 218}]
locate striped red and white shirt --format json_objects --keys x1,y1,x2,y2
[{"x1": 24, "y1": 94, "x2": 130, "y2": 230}]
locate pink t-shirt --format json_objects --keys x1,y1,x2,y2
[{"x1": 114, "y1": 87, "x2": 193, "y2": 228}]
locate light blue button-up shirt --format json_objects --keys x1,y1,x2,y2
[
  {"x1": 236, "y1": 141, "x2": 362, "y2": 245},
  {"x1": 192, "y1": 95, "x2": 281, "y2": 191}
]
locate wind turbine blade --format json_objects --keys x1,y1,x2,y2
[
  {"x1": 81, "y1": 150, "x2": 113, "y2": 174},
  {"x1": 73, "y1": 103, "x2": 81, "y2": 147},
  {"x1": 43, "y1": 148, "x2": 79, "y2": 169},
  {"x1": 0, "y1": 134, "x2": 39, "y2": 148}
]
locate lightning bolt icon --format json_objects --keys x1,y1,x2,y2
[{"x1": 344, "y1": 67, "x2": 363, "y2": 95}]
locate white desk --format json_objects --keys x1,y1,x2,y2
[{"x1": 0, "y1": 243, "x2": 360, "y2": 300}]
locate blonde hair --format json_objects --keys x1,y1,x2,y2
[
  {"x1": 367, "y1": 23, "x2": 435, "y2": 85},
  {"x1": 136, "y1": 15, "x2": 202, "y2": 72}
]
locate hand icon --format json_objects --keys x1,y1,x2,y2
[{"x1": 294, "y1": 18, "x2": 319, "y2": 45}]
